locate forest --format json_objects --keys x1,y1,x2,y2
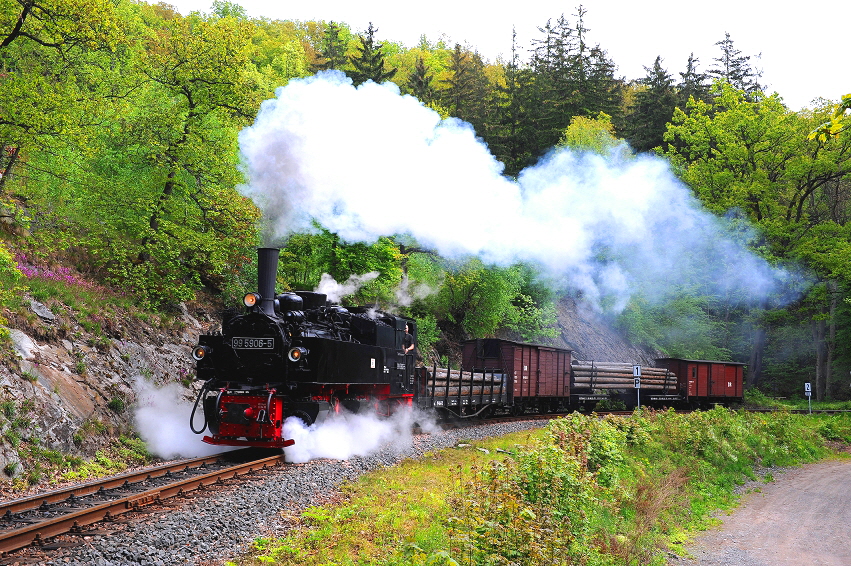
[{"x1": 1, "y1": 0, "x2": 849, "y2": 400}]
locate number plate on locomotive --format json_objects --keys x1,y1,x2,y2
[{"x1": 231, "y1": 337, "x2": 274, "y2": 349}]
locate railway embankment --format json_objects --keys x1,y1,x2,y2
[
  {"x1": 0, "y1": 296, "x2": 208, "y2": 491},
  {"x1": 233, "y1": 409, "x2": 851, "y2": 566}
]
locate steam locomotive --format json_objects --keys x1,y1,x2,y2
[
  {"x1": 190, "y1": 248, "x2": 745, "y2": 448},
  {"x1": 190, "y1": 248, "x2": 418, "y2": 447}
]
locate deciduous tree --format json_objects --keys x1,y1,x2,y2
[{"x1": 665, "y1": 83, "x2": 851, "y2": 397}]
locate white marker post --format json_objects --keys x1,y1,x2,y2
[
  {"x1": 804, "y1": 382, "x2": 812, "y2": 414},
  {"x1": 633, "y1": 365, "x2": 641, "y2": 410}
]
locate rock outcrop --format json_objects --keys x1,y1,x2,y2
[{"x1": 0, "y1": 298, "x2": 211, "y2": 479}]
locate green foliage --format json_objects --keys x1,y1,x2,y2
[
  {"x1": 311, "y1": 21, "x2": 350, "y2": 73},
  {"x1": 0, "y1": 243, "x2": 22, "y2": 342},
  {"x1": 0, "y1": 243, "x2": 23, "y2": 306},
  {"x1": 619, "y1": 56, "x2": 678, "y2": 152},
  {"x1": 429, "y1": 260, "x2": 523, "y2": 338},
  {"x1": 665, "y1": 84, "x2": 851, "y2": 395},
  {"x1": 107, "y1": 397, "x2": 126, "y2": 413},
  {"x1": 617, "y1": 293, "x2": 734, "y2": 360},
  {"x1": 708, "y1": 33, "x2": 763, "y2": 98},
  {"x1": 447, "y1": 409, "x2": 836, "y2": 564},
  {"x1": 277, "y1": 228, "x2": 403, "y2": 305},
  {"x1": 665, "y1": 83, "x2": 851, "y2": 277},
  {"x1": 742, "y1": 388, "x2": 785, "y2": 409},
  {"x1": 413, "y1": 313, "x2": 440, "y2": 354},
  {"x1": 558, "y1": 112, "x2": 621, "y2": 154},
  {"x1": 809, "y1": 93, "x2": 851, "y2": 141}
]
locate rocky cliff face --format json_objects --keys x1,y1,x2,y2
[
  {"x1": 554, "y1": 295, "x2": 659, "y2": 365},
  {"x1": 0, "y1": 299, "x2": 211, "y2": 480}
]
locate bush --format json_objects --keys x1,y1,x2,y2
[{"x1": 0, "y1": 244, "x2": 24, "y2": 342}]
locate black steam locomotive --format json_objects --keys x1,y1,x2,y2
[{"x1": 190, "y1": 248, "x2": 417, "y2": 447}]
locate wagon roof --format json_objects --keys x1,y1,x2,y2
[
  {"x1": 655, "y1": 357, "x2": 746, "y2": 366},
  {"x1": 463, "y1": 338, "x2": 571, "y2": 352}
]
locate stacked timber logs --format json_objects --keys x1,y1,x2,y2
[
  {"x1": 423, "y1": 368, "x2": 506, "y2": 398},
  {"x1": 571, "y1": 362, "x2": 678, "y2": 391}
]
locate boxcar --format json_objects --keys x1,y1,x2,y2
[
  {"x1": 463, "y1": 339, "x2": 572, "y2": 413},
  {"x1": 654, "y1": 358, "x2": 745, "y2": 407}
]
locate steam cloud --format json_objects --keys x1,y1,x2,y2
[
  {"x1": 133, "y1": 377, "x2": 232, "y2": 459},
  {"x1": 315, "y1": 271, "x2": 379, "y2": 303},
  {"x1": 394, "y1": 274, "x2": 438, "y2": 307},
  {"x1": 282, "y1": 407, "x2": 439, "y2": 464},
  {"x1": 239, "y1": 71, "x2": 792, "y2": 310}
]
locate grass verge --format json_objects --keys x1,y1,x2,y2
[{"x1": 231, "y1": 408, "x2": 851, "y2": 566}]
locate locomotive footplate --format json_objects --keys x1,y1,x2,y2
[{"x1": 202, "y1": 435, "x2": 295, "y2": 448}]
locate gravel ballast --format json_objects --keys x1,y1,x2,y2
[{"x1": 38, "y1": 419, "x2": 548, "y2": 566}]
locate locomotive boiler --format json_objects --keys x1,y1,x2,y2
[{"x1": 190, "y1": 248, "x2": 417, "y2": 447}]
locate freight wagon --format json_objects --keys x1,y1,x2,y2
[
  {"x1": 414, "y1": 337, "x2": 745, "y2": 417},
  {"x1": 654, "y1": 358, "x2": 745, "y2": 407}
]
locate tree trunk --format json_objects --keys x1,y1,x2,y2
[
  {"x1": 0, "y1": 145, "x2": 20, "y2": 193},
  {"x1": 139, "y1": 170, "x2": 176, "y2": 262},
  {"x1": 826, "y1": 280, "x2": 838, "y2": 397},
  {"x1": 747, "y1": 323, "x2": 766, "y2": 389},
  {"x1": 812, "y1": 318, "x2": 828, "y2": 401}
]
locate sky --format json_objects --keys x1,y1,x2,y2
[{"x1": 166, "y1": 0, "x2": 848, "y2": 111}]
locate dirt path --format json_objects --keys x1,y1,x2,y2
[{"x1": 672, "y1": 458, "x2": 851, "y2": 565}]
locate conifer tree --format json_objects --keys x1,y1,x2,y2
[
  {"x1": 490, "y1": 29, "x2": 537, "y2": 175},
  {"x1": 347, "y1": 22, "x2": 397, "y2": 86},
  {"x1": 621, "y1": 55, "x2": 677, "y2": 152},
  {"x1": 677, "y1": 53, "x2": 710, "y2": 106},
  {"x1": 709, "y1": 32, "x2": 763, "y2": 98},
  {"x1": 526, "y1": 9, "x2": 622, "y2": 152},
  {"x1": 311, "y1": 21, "x2": 348, "y2": 72},
  {"x1": 406, "y1": 56, "x2": 435, "y2": 103},
  {"x1": 441, "y1": 44, "x2": 490, "y2": 132}
]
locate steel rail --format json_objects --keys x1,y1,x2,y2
[
  {"x1": 0, "y1": 452, "x2": 286, "y2": 555},
  {"x1": 0, "y1": 451, "x2": 252, "y2": 516}
]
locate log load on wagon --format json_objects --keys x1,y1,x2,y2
[{"x1": 571, "y1": 361, "x2": 677, "y2": 391}]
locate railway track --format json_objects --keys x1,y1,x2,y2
[
  {"x1": 0, "y1": 448, "x2": 285, "y2": 557},
  {"x1": 2, "y1": 407, "x2": 844, "y2": 559}
]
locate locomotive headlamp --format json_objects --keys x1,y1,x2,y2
[
  {"x1": 243, "y1": 292, "x2": 260, "y2": 308},
  {"x1": 192, "y1": 345, "x2": 211, "y2": 361},
  {"x1": 287, "y1": 346, "x2": 308, "y2": 362}
]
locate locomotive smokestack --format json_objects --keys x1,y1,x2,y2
[{"x1": 257, "y1": 247, "x2": 280, "y2": 316}]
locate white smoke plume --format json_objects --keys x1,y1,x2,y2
[
  {"x1": 239, "y1": 71, "x2": 793, "y2": 310},
  {"x1": 282, "y1": 406, "x2": 439, "y2": 464},
  {"x1": 394, "y1": 274, "x2": 438, "y2": 307},
  {"x1": 315, "y1": 271, "x2": 380, "y2": 303},
  {"x1": 133, "y1": 377, "x2": 232, "y2": 459}
]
